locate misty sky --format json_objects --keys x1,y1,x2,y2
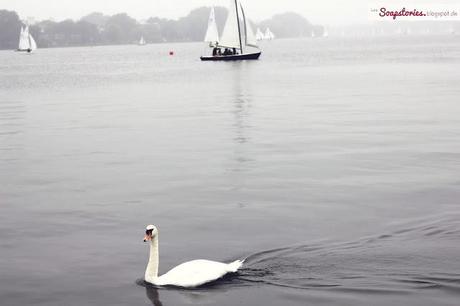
[{"x1": 2, "y1": 0, "x2": 459, "y2": 25}]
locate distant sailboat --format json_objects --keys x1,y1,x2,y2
[
  {"x1": 138, "y1": 36, "x2": 146, "y2": 46},
  {"x1": 256, "y1": 28, "x2": 264, "y2": 41},
  {"x1": 17, "y1": 26, "x2": 37, "y2": 53},
  {"x1": 264, "y1": 28, "x2": 275, "y2": 40},
  {"x1": 200, "y1": 0, "x2": 261, "y2": 61}
]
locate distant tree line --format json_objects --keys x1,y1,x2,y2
[{"x1": 0, "y1": 8, "x2": 321, "y2": 50}]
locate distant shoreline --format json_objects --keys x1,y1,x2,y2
[{"x1": 0, "y1": 8, "x2": 321, "y2": 51}]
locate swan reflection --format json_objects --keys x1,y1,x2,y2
[{"x1": 145, "y1": 284, "x2": 163, "y2": 306}]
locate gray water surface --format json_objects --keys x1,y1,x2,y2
[{"x1": 1, "y1": 36, "x2": 460, "y2": 305}]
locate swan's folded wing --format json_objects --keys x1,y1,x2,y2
[{"x1": 158, "y1": 259, "x2": 238, "y2": 288}]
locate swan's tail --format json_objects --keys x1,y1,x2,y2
[{"x1": 227, "y1": 259, "x2": 244, "y2": 273}]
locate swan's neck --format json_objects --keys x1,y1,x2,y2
[{"x1": 145, "y1": 234, "x2": 159, "y2": 282}]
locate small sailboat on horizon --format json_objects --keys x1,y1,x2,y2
[
  {"x1": 256, "y1": 28, "x2": 264, "y2": 41},
  {"x1": 17, "y1": 26, "x2": 37, "y2": 53},
  {"x1": 138, "y1": 36, "x2": 146, "y2": 46},
  {"x1": 200, "y1": 0, "x2": 261, "y2": 61},
  {"x1": 264, "y1": 28, "x2": 275, "y2": 40}
]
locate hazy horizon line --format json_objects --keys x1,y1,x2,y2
[
  {"x1": 3, "y1": 3, "x2": 460, "y2": 27},
  {"x1": 5, "y1": 6, "x2": 310, "y2": 25}
]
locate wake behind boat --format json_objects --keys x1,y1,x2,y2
[{"x1": 200, "y1": 1, "x2": 261, "y2": 61}]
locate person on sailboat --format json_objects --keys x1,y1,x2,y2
[
  {"x1": 224, "y1": 48, "x2": 235, "y2": 56},
  {"x1": 212, "y1": 44, "x2": 222, "y2": 56}
]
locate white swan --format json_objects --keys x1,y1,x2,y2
[{"x1": 143, "y1": 225, "x2": 243, "y2": 288}]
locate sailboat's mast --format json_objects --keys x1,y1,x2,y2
[{"x1": 234, "y1": 0, "x2": 243, "y2": 54}]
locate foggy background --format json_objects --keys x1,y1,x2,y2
[
  {"x1": 3, "y1": 0, "x2": 460, "y2": 25},
  {"x1": 1, "y1": 0, "x2": 459, "y2": 51}
]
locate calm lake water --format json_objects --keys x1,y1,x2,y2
[{"x1": 1, "y1": 36, "x2": 460, "y2": 306}]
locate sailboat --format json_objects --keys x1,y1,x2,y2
[
  {"x1": 17, "y1": 26, "x2": 37, "y2": 53},
  {"x1": 138, "y1": 36, "x2": 146, "y2": 46},
  {"x1": 200, "y1": 0, "x2": 261, "y2": 61},
  {"x1": 255, "y1": 28, "x2": 264, "y2": 41},
  {"x1": 264, "y1": 28, "x2": 275, "y2": 40}
]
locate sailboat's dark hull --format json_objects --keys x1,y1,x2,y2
[{"x1": 200, "y1": 52, "x2": 261, "y2": 61}]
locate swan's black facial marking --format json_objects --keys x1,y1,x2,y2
[{"x1": 144, "y1": 225, "x2": 156, "y2": 242}]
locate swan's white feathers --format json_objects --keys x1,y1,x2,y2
[{"x1": 153, "y1": 259, "x2": 242, "y2": 287}]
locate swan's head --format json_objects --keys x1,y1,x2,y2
[{"x1": 143, "y1": 225, "x2": 158, "y2": 242}]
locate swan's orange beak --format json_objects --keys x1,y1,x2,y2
[{"x1": 143, "y1": 234, "x2": 152, "y2": 242}]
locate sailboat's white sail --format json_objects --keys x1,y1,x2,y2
[
  {"x1": 256, "y1": 28, "x2": 264, "y2": 41},
  {"x1": 204, "y1": 7, "x2": 219, "y2": 45},
  {"x1": 245, "y1": 21, "x2": 258, "y2": 47},
  {"x1": 220, "y1": 0, "x2": 241, "y2": 49},
  {"x1": 264, "y1": 28, "x2": 269, "y2": 40},
  {"x1": 265, "y1": 28, "x2": 274, "y2": 40},
  {"x1": 18, "y1": 26, "x2": 29, "y2": 50},
  {"x1": 139, "y1": 36, "x2": 146, "y2": 45},
  {"x1": 18, "y1": 26, "x2": 23, "y2": 48},
  {"x1": 239, "y1": 3, "x2": 258, "y2": 48},
  {"x1": 29, "y1": 34, "x2": 37, "y2": 51}
]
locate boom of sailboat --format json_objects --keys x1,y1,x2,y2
[{"x1": 200, "y1": 0, "x2": 261, "y2": 61}]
